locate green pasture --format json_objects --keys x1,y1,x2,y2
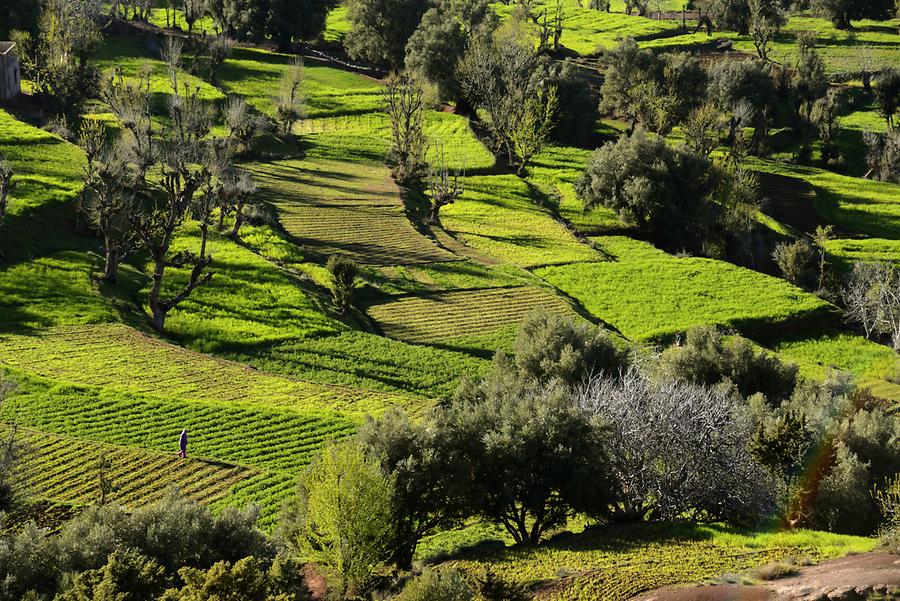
[
  {"x1": 767, "y1": 330, "x2": 897, "y2": 383},
  {"x1": 536, "y1": 237, "x2": 833, "y2": 341}
]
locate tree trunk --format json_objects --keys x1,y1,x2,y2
[
  {"x1": 228, "y1": 201, "x2": 245, "y2": 238},
  {"x1": 148, "y1": 257, "x2": 167, "y2": 332},
  {"x1": 102, "y1": 245, "x2": 120, "y2": 283}
]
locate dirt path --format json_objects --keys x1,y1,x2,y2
[{"x1": 633, "y1": 553, "x2": 900, "y2": 601}]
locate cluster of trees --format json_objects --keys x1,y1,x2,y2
[
  {"x1": 76, "y1": 37, "x2": 275, "y2": 332},
  {"x1": 697, "y1": 0, "x2": 897, "y2": 33},
  {"x1": 278, "y1": 313, "x2": 900, "y2": 598},
  {"x1": 0, "y1": 490, "x2": 307, "y2": 601}
]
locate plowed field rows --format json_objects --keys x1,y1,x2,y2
[
  {"x1": 0, "y1": 324, "x2": 414, "y2": 415},
  {"x1": 366, "y1": 286, "x2": 577, "y2": 345}
]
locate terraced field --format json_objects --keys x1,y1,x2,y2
[
  {"x1": 366, "y1": 286, "x2": 578, "y2": 347},
  {"x1": 14, "y1": 428, "x2": 256, "y2": 509},
  {"x1": 0, "y1": 325, "x2": 417, "y2": 415},
  {"x1": 536, "y1": 237, "x2": 834, "y2": 341},
  {"x1": 251, "y1": 158, "x2": 457, "y2": 265}
]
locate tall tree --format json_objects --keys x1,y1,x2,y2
[
  {"x1": 812, "y1": 0, "x2": 895, "y2": 29},
  {"x1": 344, "y1": 0, "x2": 430, "y2": 70}
]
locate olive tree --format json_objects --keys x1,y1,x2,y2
[
  {"x1": 344, "y1": 0, "x2": 430, "y2": 70},
  {"x1": 426, "y1": 145, "x2": 465, "y2": 224},
  {"x1": 748, "y1": 0, "x2": 785, "y2": 60},
  {"x1": 875, "y1": 68, "x2": 900, "y2": 130},
  {"x1": 864, "y1": 129, "x2": 900, "y2": 183},
  {"x1": 274, "y1": 59, "x2": 304, "y2": 136},
  {"x1": 439, "y1": 385, "x2": 616, "y2": 544},
  {"x1": 842, "y1": 261, "x2": 900, "y2": 348},
  {"x1": 811, "y1": 0, "x2": 895, "y2": 29},
  {"x1": 708, "y1": 58, "x2": 777, "y2": 151},
  {"x1": 578, "y1": 369, "x2": 775, "y2": 524}
]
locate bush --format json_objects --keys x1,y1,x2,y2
[
  {"x1": 662, "y1": 326, "x2": 798, "y2": 403},
  {"x1": 748, "y1": 560, "x2": 799, "y2": 581},
  {"x1": 327, "y1": 256, "x2": 358, "y2": 314},
  {"x1": 772, "y1": 239, "x2": 818, "y2": 290},
  {"x1": 574, "y1": 129, "x2": 754, "y2": 255},
  {"x1": 396, "y1": 568, "x2": 474, "y2": 601},
  {"x1": 809, "y1": 442, "x2": 877, "y2": 534},
  {"x1": 56, "y1": 548, "x2": 166, "y2": 601},
  {"x1": 510, "y1": 311, "x2": 627, "y2": 387}
]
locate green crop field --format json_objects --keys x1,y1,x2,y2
[
  {"x1": 0, "y1": 325, "x2": 415, "y2": 415},
  {"x1": 366, "y1": 286, "x2": 579, "y2": 348},
  {"x1": 15, "y1": 427, "x2": 256, "y2": 509},
  {"x1": 536, "y1": 237, "x2": 833, "y2": 341},
  {"x1": 250, "y1": 158, "x2": 456, "y2": 265},
  {"x1": 440, "y1": 174, "x2": 602, "y2": 268}
]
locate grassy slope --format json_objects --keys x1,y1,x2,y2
[{"x1": 536, "y1": 237, "x2": 832, "y2": 341}]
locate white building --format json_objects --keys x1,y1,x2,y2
[{"x1": 0, "y1": 43, "x2": 21, "y2": 101}]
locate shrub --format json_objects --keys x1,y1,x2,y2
[
  {"x1": 511, "y1": 311, "x2": 627, "y2": 388},
  {"x1": 327, "y1": 256, "x2": 358, "y2": 314},
  {"x1": 56, "y1": 548, "x2": 166, "y2": 601},
  {"x1": 663, "y1": 327, "x2": 798, "y2": 403},
  {"x1": 396, "y1": 568, "x2": 474, "y2": 601},
  {"x1": 772, "y1": 239, "x2": 818, "y2": 290},
  {"x1": 809, "y1": 442, "x2": 877, "y2": 534},
  {"x1": 161, "y1": 555, "x2": 308, "y2": 601},
  {"x1": 579, "y1": 369, "x2": 775, "y2": 525},
  {"x1": 282, "y1": 441, "x2": 396, "y2": 598},
  {"x1": 748, "y1": 560, "x2": 799, "y2": 582}
]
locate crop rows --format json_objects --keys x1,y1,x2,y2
[
  {"x1": 366, "y1": 286, "x2": 577, "y2": 345},
  {"x1": 2, "y1": 384, "x2": 356, "y2": 473},
  {"x1": 0, "y1": 324, "x2": 414, "y2": 415},
  {"x1": 12, "y1": 427, "x2": 256, "y2": 509},
  {"x1": 252, "y1": 159, "x2": 456, "y2": 265}
]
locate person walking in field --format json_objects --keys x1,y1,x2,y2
[{"x1": 178, "y1": 428, "x2": 188, "y2": 458}]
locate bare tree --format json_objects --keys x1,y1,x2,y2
[
  {"x1": 384, "y1": 74, "x2": 429, "y2": 183},
  {"x1": 0, "y1": 156, "x2": 16, "y2": 222},
  {"x1": 842, "y1": 261, "x2": 900, "y2": 349},
  {"x1": 578, "y1": 369, "x2": 774, "y2": 524},
  {"x1": 275, "y1": 59, "x2": 305, "y2": 136},
  {"x1": 136, "y1": 76, "x2": 216, "y2": 332},
  {"x1": 79, "y1": 121, "x2": 137, "y2": 283},
  {"x1": 749, "y1": 0, "x2": 784, "y2": 61},
  {"x1": 224, "y1": 171, "x2": 258, "y2": 239},
  {"x1": 224, "y1": 96, "x2": 268, "y2": 155},
  {"x1": 427, "y1": 145, "x2": 464, "y2": 224},
  {"x1": 102, "y1": 67, "x2": 156, "y2": 181}
]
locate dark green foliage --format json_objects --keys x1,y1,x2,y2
[
  {"x1": 55, "y1": 548, "x2": 167, "y2": 601},
  {"x1": 396, "y1": 568, "x2": 474, "y2": 601},
  {"x1": 345, "y1": 0, "x2": 431, "y2": 70},
  {"x1": 662, "y1": 327, "x2": 798, "y2": 403},
  {"x1": 404, "y1": 0, "x2": 495, "y2": 101},
  {"x1": 161, "y1": 555, "x2": 308, "y2": 601},
  {"x1": 357, "y1": 409, "x2": 461, "y2": 569},
  {"x1": 600, "y1": 39, "x2": 705, "y2": 134},
  {"x1": 439, "y1": 385, "x2": 616, "y2": 544},
  {"x1": 0, "y1": 0, "x2": 43, "y2": 38},
  {"x1": 474, "y1": 572, "x2": 528, "y2": 601},
  {"x1": 547, "y1": 61, "x2": 599, "y2": 144},
  {"x1": 811, "y1": 0, "x2": 896, "y2": 29},
  {"x1": 750, "y1": 409, "x2": 811, "y2": 478},
  {"x1": 875, "y1": 68, "x2": 900, "y2": 129},
  {"x1": 707, "y1": 58, "x2": 777, "y2": 149},
  {"x1": 510, "y1": 311, "x2": 626, "y2": 387},
  {"x1": 702, "y1": 0, "x2": 751, "y2": 34},
  {"x1": 209, "y1": 0, "x2": 334, "y2": 47},
  {"x1": 326, "y1": 255, "x2": 357, "y2": 314},
  {"x1": 772, "y1": 238, "x2": 818, "y2": 290},
  {"x1": 574, "y1": 129, "x2": 755, "y2": 255}
]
